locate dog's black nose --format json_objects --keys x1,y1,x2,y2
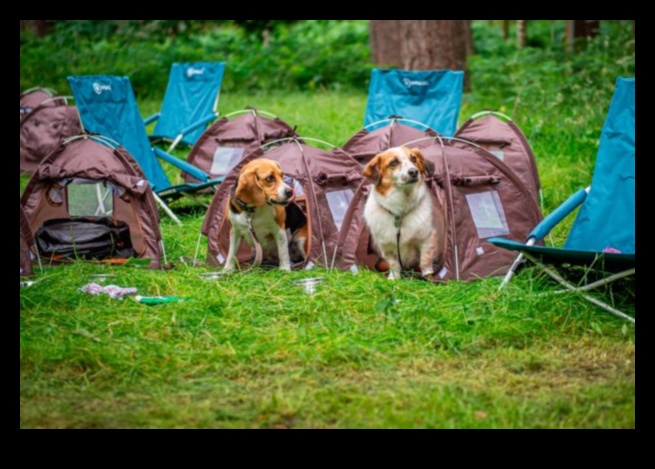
[
  {"x1": 408, "y1": 168, "x2": 419, "y2": 178},
  {"x1": 284, "y1": 187, "x2": 294, "y2": 198}
]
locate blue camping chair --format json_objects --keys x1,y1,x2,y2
[
  {"x1": 144, "y1": 62, "x2": 226, "y2": 151},
  {"x1": 68, "y1": 75, "x2": 224, "y2": 225},
  {"x1": 364, "y1": 69, "x2": 464, "y2": 136},
  {"x1": 489, "y1": 78, "x2": 635, "y2": 323}
]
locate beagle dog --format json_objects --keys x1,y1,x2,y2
[
  {"x1": 363, "y1": 147, "x2": 445, "y2": 280},
  {"x1": 224, "y1": 158, "x2": 301, "y2": 271}
]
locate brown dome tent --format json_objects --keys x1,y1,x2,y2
[
  {"x1": 342, "y1": 118, "x2": 439, "y2": 165},
  {"x1": 455, "y1": 111, "x2": 542, "y2": 208},
  {"x1": 337, "y1": 138, "x2": 543, "y2": 282},
  {"x1": 183, "y1": 109, "x2": 298, "y2": 184},
  {"x1": 202, "y1": 138, "x2": 363, "y2": 269},
  {"x1": 20, "y1": 94, "x2": 82, "y2": 175},
  {"x1": 20, "y1": 204, "x2": 36, "y2": 277},
  {"x1": 21, "y1": 135, "x2": 165, "y2": 269}
]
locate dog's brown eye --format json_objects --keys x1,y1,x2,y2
[
  {"x1": 389, "y1": 159, "x2": 399, "y2": 167},
  {"x1": 265, "y1": 175, "x2": 276, "y2": 184},
  {"x1": 410, "y1": 156, "x2": 417, "y2": 163}
]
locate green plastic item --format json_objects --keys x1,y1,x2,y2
[{"x1": 134, "y1": 295, "x2": 191, "y2": 305}]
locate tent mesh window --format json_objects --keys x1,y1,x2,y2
[{"x1": 67, "y1": 180, "x2": 114, "y2": 217}]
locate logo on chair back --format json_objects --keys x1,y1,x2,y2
[
  {"x1": 93, "y1": 83, "x2": 112, "y2": 95},
  {"x1": 187, "y1": 67, "x2": 205, "y2": 78},
  {"x1": 403, "y1": 78, "x2": 429, "y2": 89}
]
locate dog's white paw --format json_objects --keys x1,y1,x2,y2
[
  {"x1": 421, "y1": 268, "x2": 434, "y2": 278},
  {"x1": 387, "y1": 272, "x2": 400, "y2": 281},
  {"x1": 279, "y1": 264, "x2": 292, "y2": 272}
]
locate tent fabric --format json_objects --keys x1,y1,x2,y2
[
  {"x1": 20, "y1": 99, "x2": 82, "y2": 175},
  {"x1": 565, "y1": 77, "x2": 635, "y2": 254},
  {"x1": 21, "y1": 137, "x2": 164, "y2": 269},
  {"x1": 150, "y1": 62, "x2": 226, "y2": 146},
  {"x1": 20, "y1": 204, "x2": 34, "y2": 277},
  {"x1": 337, "y1": 141, "x2": 543, "y2": 282},
  {"x1": 455, "y1": 114, "x2": 541, "y2": 206},
  {"x1": 20, "y1": 87, "x2": 57, "y2": 114},
  {"x1": 183, "y1": 110, "x2": 298, "y2": 184},
  {"x1": 364, "y1": 69, "x2": 464, "y2": 137},
  {"x1": 68, "y1": 75, "x2": 172, "y2": 192},
  {"x1": 342, "y1": 119, "x2": 439, "y2": 165},
  {"x1": 202, "y1": 140, "x2": 363, "y2": 269}
]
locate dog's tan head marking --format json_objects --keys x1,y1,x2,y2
[{"x1": 235, "y1": 159, "x2": 293, "y2": 207}]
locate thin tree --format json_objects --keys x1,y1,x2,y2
[{"x1": 517, "y1": 20, "x2": 527, "y2": 48}]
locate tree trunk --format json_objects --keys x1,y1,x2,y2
[
  {"x1": 370, "y1": 20, "x2": 402, "y2": 67},
  {"x1": 517, "y1": 20, "x2": 527, "y2": 48},
  {"x1": 574, "y1": 20, "x2": 600, "y2": 39},
  {"x1": 398, "y1": 20, "x2": 470, "y2": 90},
  {"x1": 566, "y1": 20, "x2": 600, "y2": 52},
  {"x1": 632, "y1": 20, "x2": 635, "y2": 39},
  {"x1": 20, "y1": 20, "x2": 52, "y2": 37},
  {"x1": 502, "y1": 20, "x2": 510, "y2": 40},
  {"x1": 463, "y1": 20, "x2": 475, "y2": 56}
]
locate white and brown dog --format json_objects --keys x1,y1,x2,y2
[
  {"x1": 363, "y1": 147, "x2": 445, "y2": 280},
  {"x1": 224, "y1": 158, "x2": 307, "y2": 271}
]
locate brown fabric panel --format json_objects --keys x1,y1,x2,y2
[
  {"x1": 20, "y1": 89, "x2": 55, "y2": 110},
  {"x1": 342, "y1": 123, "x2": 438, "y2": 165},
  {"x1": 20, "y1": 205, "x2": 34, "y2": 277},
  {"x1": 112, "y1": 196, "x2": 146, "y2": 256},
  {"x1": 20, "y1": 105, "x2": 82, "y2": 175},
  {"x1": 455, "y1": 115, "x2": 541, "y2": 206},
  {"x1": 184, "y1": 113, "x2": 298, "y2": 184}
]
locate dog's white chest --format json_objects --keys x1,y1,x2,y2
[
  {"x1": 364, "y1": 185, "x2": 434, "y2": 246},
  {"x1": 229, "y1": 206, "x2": 280, "y2": 247}
]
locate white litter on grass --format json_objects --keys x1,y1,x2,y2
[{"x1": 79, "y1": 283, "x2": 137, "y2": 300}]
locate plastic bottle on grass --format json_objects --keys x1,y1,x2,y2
[{"x1": 134, "y1": 295, "x2": 191, "y2": 305}]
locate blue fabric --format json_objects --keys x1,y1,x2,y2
[
  {"x1": 68, "y1": 75, "x2": 172, "y2": 192},
  {"x1": 565, "y1": 78, "x2": 635, "y2": 254},
  {"x1": 529, "y1": 189, "x2": 588, "y2": 242},
  {"x1": 364, "y1": 69, "x2": 464, "y2": 136},
  {"x1": 151, "y1": 62, "x2": 225, "y2": 145}
]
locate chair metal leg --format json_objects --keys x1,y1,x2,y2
[
  {"x1": 523, "y1": 252, "x2": 635, "y2": 324},
  {"x1": 153, "y1": 193, "x2": 182, "y2": 225}
]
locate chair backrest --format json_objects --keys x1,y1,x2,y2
[
  {"x1": 153, "y1": 62, "x2": 226, "y2": 145},
  {"x1": 364, "y1": 68, "x2": 464, "y2": 137},
  {"x1": 565, "y1": 77, "x2": 635, "y2": 254},
  {"x1": 68, "y1": 75, "x2": 172, "y2": 192}
]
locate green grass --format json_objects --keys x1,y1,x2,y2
[{"x1": 20, "y1": 23, "x2": 635, "y2": 428}]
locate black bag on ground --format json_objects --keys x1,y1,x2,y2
[{"x1": 35, "y1": 217, "x2": 134, "y2": 260}]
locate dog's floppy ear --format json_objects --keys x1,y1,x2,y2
[
  {"x1": 363, "y1": 155, "x2": 382, "y2": 185},
  {"x1": 410, "y1": 147, "x2": 435, "y2": 178},
  {"x1": 235, "y1": 170, "x2": 266, "y2": 207}
]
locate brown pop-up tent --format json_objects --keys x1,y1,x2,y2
[
  {"x1": 21, "y1": 135, "x2": 165, "y2": 268},
  {"x1": 342, "y1": 118, "x2": 439, "y2": 165},
  {"x1": 202, "y1": 138, "x2": 363, "y2": 269},
  {"x1": 337, "y1": 138, "x2": 543, "y2": 282},
  {"x1": 455, "y1": 111, "x2": 542, "y2": 207},
  {"x1": 20, "y1": 93, "x2": 82, "y2": 175},
  {"x1": 20, "y1": 204, "x2": 36, "y2": 277},
  {"x1": 182, "y1": 109, "x2": 298, "y2": 184}
]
